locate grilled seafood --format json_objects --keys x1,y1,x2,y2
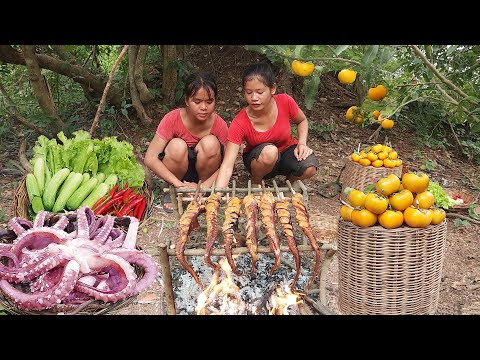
[
  {"x1": 176, "y1": 199, "x2": 206, "y2": 289},
  {"x1": 204, "y1": 193, "x2": 221, "y2": 269},
  {"x1": 291, "y1": 193, "x2": 321, "y2": 292},
  {"x1": 275, "y1": 198, "x2": 301, "y2": 289},
  {"x1": 242, "y1": 194, "x2": 259, "y2": 274},
  {"x1": 222, "y1": 196, "x2": 242, "y2": 275},
  {"x1": 260, "y1": 192, "x2": 281, "y2": 274}
]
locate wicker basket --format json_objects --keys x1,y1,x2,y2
[
  {"x1": 337, "y1": 219, "x2": 447, "y2": 315},
  {"x1": 13, "y1": 176, "x2": 154, "y2": 225},
  {"x1": 339, "y1": 159, "x2": 403, "y2": 202}
]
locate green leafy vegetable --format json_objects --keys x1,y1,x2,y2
[{"x1": 427, "y1": 181, "x2": 456, "y2": 209}]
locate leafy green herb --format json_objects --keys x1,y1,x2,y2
[{"x1": 427, "y1": 181, "x2": 456, "y2": 209}]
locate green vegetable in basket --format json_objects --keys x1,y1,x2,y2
[
  {"x1": 25, "y1": 173, "x2": 41, "y2": 202},
  {"x1": 42, "y1": 168, "x2": 71, "y2": 211},
  {"x1": 52, "y1": 172, "x2": 84, "y2": 213},
  {"x1": 427, "y1": 181, "x2": 456, "y2": 209},
  {"x1": 33, "y1": 157, "x2": 46, "y2": 195},
  {"x1": 66, "y1": 177, "x2": 98, "y2": 210},
  {"x1": 31, "y1": 196, "x2": 44, "y2": 214}
]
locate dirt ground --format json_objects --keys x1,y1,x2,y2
[{"x1": 1, "y1": 45, "x2": 479, "y2": 315}]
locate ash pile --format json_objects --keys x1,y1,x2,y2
[{"x1": 171, "y1": 252, "x2": 314, "y2": 315}]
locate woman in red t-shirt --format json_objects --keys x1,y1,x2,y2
[
  {"x1": 215, "y1": 62, "x2": 318, "y2": 189},
  {"x1": 144, "y1": 71, "x2": 228, "y2": 211}
]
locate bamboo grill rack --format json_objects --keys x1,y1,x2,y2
[
  {"x1": 337, "y1": 219, "x2": 448, "y2": 315},
  {"x1": 158, "y1": 179, "x2": 338, "y2": 315},
  {"x1": 339, "y1": 159, "x2": 403, "y2": 203},
  {"x1": 13, "y1": 175, "x2": 154, "y2": 228}
]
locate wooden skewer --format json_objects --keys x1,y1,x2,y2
[
  {"x1": 261, "y1": 180, "x2": 266, "y2": 194},
  {"x1": 247, "y1": 179, "x2": 251, "y2": 196},
  {"x1": 210, "y1": 180, "x2": 216, "y2": 194},
  {"x1": 232, "y1": 179, "x2": 236, "y2": 198},
  {"x1": 286, "y1": 179, "x2": 296, "y2": 195},
  {"x1": 194, "y1": 180, "x2": 202, "y2": 203},
  {"x1": 272, "y1": 179, "x2": 284, "y2": 200}
]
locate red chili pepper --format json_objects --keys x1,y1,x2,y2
[
  {"x1": 123, "y1": 181, "x2": 129, "y2": 190},
  {"x1": 133, "y1": 198, "x2": 147, "y2": 220},
  {"x1": 92, "y1": 195, "x2": 108, "y2": 211},
  {"x1": 112, "y1": 188, "x2": 128, "y2": 200},
  {"x1": 108, "y1": 184, "x2": 120, "y2": 198},
  {"x1": 95, "y1": 196, "x2": 124, "y2": 215},
  {"x1": 117, "y1": 195, "x2": 146, "y2": 217},
  {"x1": 123, "y1": 188, "x2": 135, "y2": 203}
]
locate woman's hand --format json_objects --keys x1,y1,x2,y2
[{"x1": 294, "y1": 143, "x2": 313, "y2": 161}]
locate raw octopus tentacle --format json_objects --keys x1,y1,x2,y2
[
  {"x1": 122, "y1": 217, "x2": 139, "y2": 249},
  {"x1": 0, "y1": 252, "x2": 68, "y2": 283},
  {"x1": 0, "y1": 206, "x2": 158, "y2": 311},
  {"x1": 274, "y1": 198, "x2": 301, "y2": 289},
  {"x1": 242, "y1": 194, "x2": 259, "y2": 274},
  {"x1": 10, "y1": 227, "x2": 69, "y2": 259},
  {"x1": 222, "y1": 196, "x2": 242, "y2": 275},
  {"x1": 259, "y1": 192, "x2": 281, "y2": 274},
  {"x1": 111, "y1": 248, "x2": 159, "y2": 294},
  {"x1": 204, "y1": 193, "x2": 220, "y2": 269},
  {"x1": 0, "y1": 260, "x2": 80, "y2": 311},
  {"x1": 176, "y1": 200, "x2": 206, "y2": 289},
  {"x1": 51, "y1": 215, "x2": 69, "y2": 230},
  {"x1": 291, "y1": 193, "x2": 321, "y2": 292},
  {"x1": 73, "y1": 254, "x2": 137, "y2": 302},
  {"x1": 8, "y1": 218, "x2": 33, "y2": 236}
]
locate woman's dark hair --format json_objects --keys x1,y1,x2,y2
[
  {"x1": 242, "y1": 62, "x2": 275, "y2": 88},
  {"x1": 184, "y1": 71, "x2": 218, "y2": 100}
]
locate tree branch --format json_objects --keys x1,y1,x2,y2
[
  {"x1": 409, "y1": 45, "x2": 473, "y2": 102},
  {"x1": 0, "y1": 79, "x2": 50, "y2": 137},
  {"x1": 89, "y1": 45, "x2": 129, "y2": 137}
]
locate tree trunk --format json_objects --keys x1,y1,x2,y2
[
  {"x1": 162, "y1": 45, "x2": 177, "y2": 105},
  {"x1": 20, "y1": 45, "x2": 64, "y2": 131},
  {"x1": 134, "y1": 45, "x2": 155, "y2": 103},
  {"x1": 128, "y1": 46, "x2": 153, "y2": 126},
  {"x1": 0, "y1": 45, "x2": 121, "y2": 107},
  {"x1": 50, "y1": 45, "x2": 98, "y2": 105}
]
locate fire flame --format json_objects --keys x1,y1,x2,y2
[
  {"x1": 267, "y1": 284, "x2": 304, "y2": 315},
  {"x1": 195, "y1": 258, "x2": 247, "y2": 315},
  {"x1": 195, "y1": 257, "x2": 304, "y2": 315}
]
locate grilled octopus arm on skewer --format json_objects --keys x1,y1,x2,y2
[
  {"x1": 291, "y1": 193, "x2": 321, "y2": 292},
  {"x1": 259, "y1": 192, "x2": 281, "y2": 274},
  {"x1": 275, "y1": 198, "x2": 301, "y2": 289},
  {"x1": 222, "y1": 196, "x2": 242, "y2": 275},
  {"x1": 176, "y1": 200, "x2": 206, "y2": 289},
  {"x1": 242, "y1": 194, "x2": 259, "y2": 274},
  {"x1": 204, "y1": 193, "x2": 220, "y2": 269}
]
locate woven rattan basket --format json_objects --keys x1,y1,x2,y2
[
  {"x1": 13, "y1": 175, "x2": 154, "y2": 225},
  {"x1": 339, "y1": 159, "x2": 403, "y2": 203},
  {"x1": 337, "y1": 219, "x2": 447, "y2": 315}
]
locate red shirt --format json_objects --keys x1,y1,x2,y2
[
  {"x1": 156, "y1": 108, "x2": 228, "y2": 147},
  {"x1": 227, "y1": 93, "x2": 299, "y2": 153}
]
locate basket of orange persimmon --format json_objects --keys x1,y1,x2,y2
[
  {"x1": 337, "y1": 172, "x2": 448, "y2": 315},
  {"x1": 339, "y1": 143, "x2": 403, "y2": 202}
]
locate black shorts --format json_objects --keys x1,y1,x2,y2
[
  {"x1": 243, "y1": 143, "x2": 319, "y2": 179},
  {"x1": 158, "y1": 141, "x2": 224, "y2": 183}
]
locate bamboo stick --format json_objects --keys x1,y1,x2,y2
[
  {"x1": 166, "y1": 243, "x2": 336, "y2": 257},
  {"x1": 159, "y1": 243, "x2": 176, "y2": 315}
]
